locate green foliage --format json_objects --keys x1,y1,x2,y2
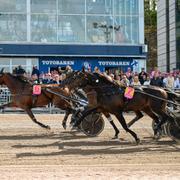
[{"x1": 144, "y1": 0, "x2": 157, "y2": 71}]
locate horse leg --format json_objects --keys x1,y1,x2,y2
[
  {"x1": 153, "y1": 110, "x2": 173, "y2": 133},
  {"x1": 127, "y1": 111, "x2": 144, "y2": 128},
  {"x1": 25, "y1": 108, "x2": 50, "y2": 129},
  {"x1": 0, "y1": 102, "x2": 16, "y2": 109},
  {"x1": 62, "y1": 110, "x2": 71, "y2": 130},
  {"x1": 115, "y1": 112, "x2": 140, "y2": 144},
  {"x1": 103, "y1": 112, "x2": 119, "y2": 139},
  {"x1": 0, "y1": 102, "x2": 16, "y2": 113},
  {"x1": 142, "y1": 107, "x2": 161, "y2": 138},
  {"x1": 150, "y1": 96, "x2": 171, "y2": 136}
]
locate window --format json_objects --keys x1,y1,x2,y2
[
  {"x1": 86, "y1": 0, "x2": 113, "y2": 15},
  {"x1": 31, "y1": 14, "x2": 57, "y2": 42},
  {"x1": 58, "y1": 15, "x2": 85, "y2": 42},
  {"x1": 58, "y1": 0, "x2": 85, "y2": 14},
  {"x1": 0, "y1": 14, "x2": 27, "y2": 41},
  {"x1": 87, "y1": 16, "x2": 113, "y2": 43},
  {"x1": 0, "y1": 58, "x2": 38, "y2": 73},
  {"x1": 114, "y1": 0, "x2": 139, "y2": 15},
  {"x1": 115, "y1": 16, "x2": 139, "y2": 44},
  {"x1": 31, "y1": 0, "x2": 57, "y2": 13},
  {"x1": 0, "y1": 0, "x2": 26, "y2": 13},
  {"x1": 0, "y1": 0, "x2": 142, "y2": 44}
]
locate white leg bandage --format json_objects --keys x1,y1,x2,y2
[
  {"x1": 107, "y1": 116, "x2": 113, "y2": 122},
  {"x1": 79, "y1": 107, "x2": 85, "y2": 111}
]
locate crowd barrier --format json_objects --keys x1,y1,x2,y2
[{"x1": 0, "y1": 87, "x2": 11, "y2": 105}]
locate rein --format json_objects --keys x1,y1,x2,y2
[
  {"x1": 135, "y1": 89, "x2": 180, "y2": 107},
  {"x1": 45, "y1": 88, "x2": 88, "y2": 105}
]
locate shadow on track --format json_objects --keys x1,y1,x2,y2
[{"x1": 11, "y1": 132, "x2": 179, "y2": 158}]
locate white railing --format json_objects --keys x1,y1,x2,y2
[{"x1": 0, "y1": 86, "x2": 11, "y2": 105}]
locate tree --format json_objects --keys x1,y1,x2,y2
[{"x1": 144, "y1": 0, "x2": 157, "y2": 71}]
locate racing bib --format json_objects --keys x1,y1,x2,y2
[
  {"x1": 124, "y1": 87, "x2": 135, "y2": 99},
  {"x1": 33, "y1": 85, "x2": 41, "y2": 95}
]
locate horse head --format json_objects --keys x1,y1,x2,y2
[
  {"x1": 61, "y1": 70, "x2": 90, "y2": 90},
  {"x1": 82, "y1": 71, "x2": 113, "y2": 87},
  {"x1": 82, "y1": 71, "x2": 100, "y2": 85}
]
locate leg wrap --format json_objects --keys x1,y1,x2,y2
[{"x1": 107, "y1": 116, "x2": 113, "y2": 122}]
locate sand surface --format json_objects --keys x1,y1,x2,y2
[{"x1": 0, "y1": 114, "x2": 179, "y2": 179}]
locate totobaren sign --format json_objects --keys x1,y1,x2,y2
[{"x1": 39, "y1": 57, "x2": 138, "y2": 73}]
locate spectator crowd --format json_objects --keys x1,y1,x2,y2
[{"x1": 13, "y1": 65, "x2": 180, "y2": 89}]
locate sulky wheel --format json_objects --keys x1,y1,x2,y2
[
  {"x1": 166, "y1": 121, "x2": 180, "y2": 143},
  {"x1": 80, "y1": 112, "x2": 105, "y2": 137}
]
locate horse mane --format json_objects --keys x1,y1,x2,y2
[
  {"x1": 93, "y1": 72, "x2": 121, "y2": 88},
  {"x1": 8, "y1": 73, "x2": 30, "y2": 84}
]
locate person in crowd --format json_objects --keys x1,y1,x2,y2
[
  {"x1": 114, "y1": 75, "x2": 122, "y2": 86},
  {"x1": 162, "y1": 73, "x2": 168, "y2": 87},
  {"x1": 31, "y1": 73, "x2": 39, "y2": 84},
  {"x1": 103, "y1": 72, "x2": 113, "y2": 82},
  {"x1": 42, "y1": 73, "x2": 51, "y2": 84},
  {"x1": 53, "y1": 74, "x2": 61, "y2": 84},
  {"x1": 131, "y1": 75, "x2": 141, "y2": 86},
  {"x1": 13, "y1": 67, "x2": 18, "y2": 74},
  {"x1": 166, "y1": 73, "x2": 175, "y2": 89},
  {"x1": 138, "y1": 68, "x2": 148, "y2": 85},
  {"x1": 32, "y1": 66, "x2": 40, "y2": 78},
  {"x1": 65, "y1": 65, "x2": 73, "y2": 74},
  {"x1": 109, "y1": 73, "x2": 114, "y2": 81},
  {"x1": 120, "y1": 75, "x2": 130, "y2": 86},
  {"x1": 125, "y1": 67, "x2": 133, "y2": 82},
  {"x1": 174, "y1": 75, "x2": 180, "y2": 89},
  {"x1": 13, "y1": 64, "x2": 178, "y2": 89},
  {"x1": 150, "y1": 72, "x2": 163, "y2": 87},
  {"x1": 94, "y1": 66, "x2": 100, "y2": 73},
  {"x1": 16, "y1": 65, "x2": 26, "y2": 76},
  {"x1": 150, "y1": 66, "x2": 159, "y2": 78},
  {"x1": 24, "y1": 71, "x2": 31, "y2": 80},
  {"x1": 58, "y1": 66, "x2": 63, "y2": 74},
  {"x1": 61, "y1": 73, "x2": 66, "y2": 81},
  {"x1": 143, "y1": 75, "x2": 151, "y2": 86}
]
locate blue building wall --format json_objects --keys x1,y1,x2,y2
[
  {"x1": 0, "y1": 43, "x2": 146, "y2": 72},
  {"x1": 0, "y1": 44, "x2": 145, "y2": 57}
]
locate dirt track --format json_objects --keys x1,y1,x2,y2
[{"x1": 0, "y1": 114, "x2": 179, "y2": 180}]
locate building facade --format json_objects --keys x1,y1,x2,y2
[
  {"x1": 0, "y1": 0, "x2": 146, "y2": 73},
  {"x1": 157, "y1": 0, "x2": 180, "y2": 72}
]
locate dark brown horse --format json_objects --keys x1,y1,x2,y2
[
  {"x1": 62, "y1": 71, "x2": 173, "y2": 143},
  {"x1": 0, "y1": 69, "x2": 73, "y2": 129}
]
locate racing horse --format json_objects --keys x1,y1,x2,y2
[
  {"x1": 62, "y1": 71, "x2": 173, "y2": 143},
  {"x1": 0, "y1": 68, "x2": 73, "y2": 129}
]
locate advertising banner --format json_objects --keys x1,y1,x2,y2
[{"x1": 39, "y1": 57, "x2": 138, "y2": 73}]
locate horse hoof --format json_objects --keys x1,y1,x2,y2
[
  {"x1": 71, "y1": 126, "x2": 76, "y2": 130},
  {"x1": 153, "y1": 134, "x2": 161, "y2": 140},
  {"x1": 153, "y1": 131, "x2": 162, "y2": 140},
  {"x1": 62, "y1": 124, "x2": 66, "y2": 130},
  {"x1": 112, "y1": 135, "x2": 118, "y2": 139},
  {"x1": 136, "y1": 138, "x2": 141, "y2": 145}
]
